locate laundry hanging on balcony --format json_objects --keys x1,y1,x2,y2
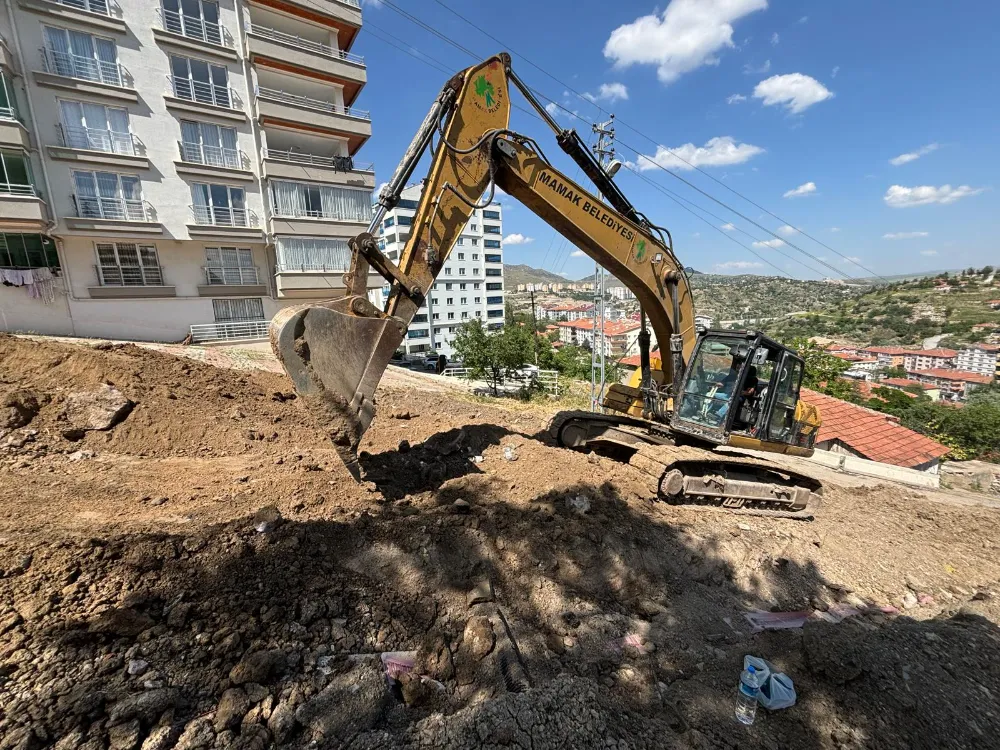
[{"x1": 0, "y1": 267, "x2": 57, "y2": 304}]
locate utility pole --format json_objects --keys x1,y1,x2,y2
[
  {"x1": 529, "y1": 288, "x2": 539, "y2": 365},
  {"x1": 590, "y1": 115, "x2": 615, "y2": 411}
]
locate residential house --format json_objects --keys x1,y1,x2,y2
[
  {"x1": 902, "y1": 348, "x2": 958, "y2": 372},
  {"x1": 879, "y1": 377, "x2": 941, "y2": 401},
  {"x1": 956, "y1": 345, "x2": 999, "y2": 379},
  {"x1": 858, "y1": 346, "x2": 913, "y2": 368},
  {"x1": 909, "y1": 368, "x2": 993, "y2": 400}
]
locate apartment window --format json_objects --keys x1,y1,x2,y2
[
  {"x1": 457, "y1": 252, "x2": 465, "y2": 260},
  {"x1": 274, "y1": 237, "x2": 350, "y2": 271},
  {"x1": 431, "y1": 297, "x2": 438, "y2": 304},
  {"x1": 472, "y1": 253, "x2": 479, "y2": 260},
  {"x1": 204, "y1": 246, "x2": 256, "y2": 285},
  {"x1": 0, "y1": 151, "x2": 35, "y2": 196},
  {"x1": 384, "y1": 217, "x2": 395, "y2": 229},
  {"x1": 445, "y1": 283, "x2": 452, "y2": 290},
  {"x1": 169, "y1": 54, "x2": 230, "y2": 108},
  {"x1": 161, "y1": 0, "x2": 223, "y2": 46},
  {"x1": 484, "y1": 224, "x2": 501, "y2": 234},
  {"x1": 432, "y1": 312, "x2": 439, "y2": 320},
  {"x1": 434, "y1": 327, "x2": 443, "y2": 334},
  {"x1": 397, "y1": 198, "x2": 418, "y2": 210},
  {"x1": 59, "y1": 100, "x2": 132, "y2": 155},
  {"x1": 486, "y1": 282, "x2": 502, "y2": 291},
  {"x1": 484, "y1": 239, "x2": 501, "y2": 249},
  {"x1": 271, "y1": 182, "x2": 372, "y2": 221},
  {"x1": 0, "y1": 72, "x2": 18, "y2": 121},
  {"x1": 485, "y1": 268, "x2": 501, "y2": 276},
  {"x1": 471, "y1": 239, "x2": 479, "y2": 246},
  {"x1": 470, "y1": 224, "x2": 477, "y2": 231},
  {"x1": 459, "y1": 283, "x2": 466, "y2": 290},
  {"x1": 444, "y1": 267, "x2": 451, "y2": 275},
  {"x1": 487, "y1": 296, "x2": 503, "y2": 305},
  {"x1": 447, "y1": 312, "x2": 455, "y2": 320},
  {"x1": 43, "y1": 27, "x2": 121, "y2": 87},
  {"x1": 474, "y1": 283, "x2": 481, "y2": 289},
  {"x1": 475, "y1": 310, "x2": 481, "y2": 317},
  {"x1": 485, "y1": 254, "x2": 502, "y2": 263},
  {"x1": 483, "y1": 210, "x2": 500, "y2": 220},
  {"x1": 459, "y1": 267, "x2": 466, "y2": 275},
  {"x1": 472, "y1": 268, "x2": 480, "y2": 276},
  {"x1": 73, "y1": 170, "x2": 144, "y2": 220},
  {"x1": 192, "y1": 183, "x2": 246, "y2": 226},
  {"x1": 180, "y1": 120, "x2": 239, "y2": 169},
  {"x1": 456, "y1": 237, "x2": 464, "y2": 246},
  {"x1": 460, "y1": 297, "x2": 467, "y2": 304},
  {"x1": 213, "y1": 297, "x2": 264, "y2": 322},
  {"x1": 474, "y1": 296, "x2": 481, "y2": 304},
  {"x1": 449, "y1": 327, "x2": 457, "y2": 333},
  {"x1": 397, "y1": 215, "x2": 413, "y2": 226},
  {"x1": 446, "y1": 297, "x2": 453, "y2": 305},
  {"x1": 0, "y1": 234, "x2": 58, "y2": 269},
  {"x1": 56, "y1": 0, "x2": 111, "y2": 16},
  {"x1": 96, "y1": 242, "x2": 162, "y2": 286},
  {"x1": 412, "y1": 314, "x2": 428, "y2": 323},
  {"x1": 487, "y1": 309, "x2": 504, "y2": 318}
]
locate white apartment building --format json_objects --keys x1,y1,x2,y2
[
  {"x1": 902, "y1": 349, "x2": 958, "y2": 372},
  {"x1": 0, "y1": 0, "x2": 376, "y2": 342},
  {"x1": 380, "y1": 183, "x2": 505, "y2": 358},
  {"x1": 956, "y1": 345, "x2": 1000, "y2": 378},
  {"x1": 557, "y1": 318, "x2": 655, "y2": 359},
  {"x1": 608, "y1": 285, "x2": 634, "y2": 301}
]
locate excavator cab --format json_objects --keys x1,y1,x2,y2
[{"x1": 671, "y1": 331, "x2": 818, "y2": 452}]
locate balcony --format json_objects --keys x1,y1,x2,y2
[
  {"x1": 34, "y1": 47, "x2": 136, "y2": 102},
  {"x1": 188, "y1": 204, "x2": 263, "y2": 241},
  {"x1": 261, "y1": 148, "x2": 373, "y2": 187},
  {"x1": 17, "y1": 0, "x2": 126, "y2": 34},
  {"x1": 197, "y1": 265, "x2": 267, "y2": 296},
  {"x1": 66, "y1": 195, "x2": 163, "y2": 233},
  {"x1": 175, "y1": 140, "x2": 253, "y2": 181},
  {"x1": 245, "y1": 22, "x2": 365, "y2": 96},
  {"x1": 271, "y1": 0, "x2": 361, "y2": 47},
  {"x1": 255, "y1": 86, "x2": 370, "y2": 148},
  {"x1": 0, "y1": 111, "x2": 31, "y2": 151},
  {"x1": 165, "y1": 75, "x2": 245, "y2": 122},
  {"x1": 89, "y1": 262, "x2": 175, "y2": 298},
  {"x1": 47, "y1": 123, "x2": 149, "y2": 169},
  {"x1": 0, "y1": 184, "x2": 49, "y2": 231},
  {"x1": 153, "y1": 7, "x2": 238, "y2": 62}
]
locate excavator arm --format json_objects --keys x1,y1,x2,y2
[{"x1": 270, "y1": 54, "x2": 695, "y2": 475}]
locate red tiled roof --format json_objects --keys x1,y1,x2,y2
[
  {"x1": 881, "y1": 378, "x2": 937, "y2": 390},
  {"x1": 860, "y1": 346, "x2": 914, "y2": 355},
  {"x1": 904, "y1": 348, "x2": 958, "y2": 358},
  {"x1": 557, "y1": 318, "x2": 640, "y2": 335},
  {"x1": 914, "y1": 368, "x2": 994, "y2": 384},
  {"x1": 620, "y1": 348, "x2": 661, "y2": 367},
  {"x1": 800, "y1": 388, "x2": 949, "y2": 467}
]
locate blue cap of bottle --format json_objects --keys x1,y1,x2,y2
[{"x1": 747, "y1": 665, "x2": 756, "y2": 673}]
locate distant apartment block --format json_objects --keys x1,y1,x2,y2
[
  {"x1": 902, "y1": 348, "x2": 958, "y2": 372},
  {"x1": 380, "y1": 183, "x2": 505, "y2": 358},
  {"x1": 909, "y1": 368, "x2": 992, "y2": 401},
  {"x1": 557, "y1": 317, "x2": 655, "y2": 358},
  {"x1": 955, "y1": 345, "x2": 1000, "y2": 379},
  {"x1": 0, "y1": 0, "x2": 375, "y2": 342},
  {"x1": 540, "y1": 302, "x2": 593, "y2": 321}
]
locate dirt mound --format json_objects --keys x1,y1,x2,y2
[{"x1": 0, "y1": 336, "x2": 998, "y2": 749}]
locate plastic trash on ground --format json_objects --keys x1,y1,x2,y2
[{"x1": 744, "y1": 655, "x2": 797, "y2": 710}]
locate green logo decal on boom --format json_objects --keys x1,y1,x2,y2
[
  {"x1": 635, "y1": 239, "x2": 647, "y2": 262},
  {"x1": 474, "y1": 75, "x2": 495, "y2": 108}
]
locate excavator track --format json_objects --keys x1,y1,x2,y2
[{"x1": 548, "y1": 410, "x2": 822, "y2": 521}]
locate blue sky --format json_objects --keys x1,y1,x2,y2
[{"x1": 354, "y1": 0, "x2": 998, "y2": 280}]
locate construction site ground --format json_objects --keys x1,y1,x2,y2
[{"x1": 1, "y1": 334, "x2": 998, "y2": 750}]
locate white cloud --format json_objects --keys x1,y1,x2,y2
[
  {"x1": 544, "y1": 102, "x2": 559, "y2": 116},
  {"x1": 716, "y1": 260, "x2": 763, "y2": 270},
  {"x1": 693, "y1": 232, "x2": 701, "y2": 238},
  {"x1": 843, "y1": 256, "x2": 861, "y2": 264},
  {"x1": 889, "y1": 143, "x2": 940, "y2": 166},
  {"x1": 783, "y1": 181, "x2": 817, "y2": 198},
  {"x1": 798, "y1": 15, "x2": 808, "y2": 23},
  {"x1": 831, "y1": 65, "x2": 840, "y2": 78},
  {"x1": 603, "y1": 0, "x2": 768, "y2": 84},
  {"x1": 720, "y1": 222, "x2": 737, "y2": 231},
  {"x1": 376, "y1": 181, "x2": 389, "y2": 198},
  {"x1": 883, "y1": 231, "x2": 929, "y2": 240},
  {"x1": 920, "y1": 250, "x2": 938, "y2": 256},
  {"x1": 570, "y1": 249, "x2": 586, "y2": 258},
  {"x1": 770, "y1": 32, "x2": 780, "y2": 45},
  {"x1": 777, "y1": 224, "x2": 798, "y2": 236},
  {"x1": 743, "y1": 59, "x2": 771, "y2": 75},
  {"x1": 585, "y1": 82, "x2": 629, "y2": 103},
  {"x1": 726, "y1": 93, "x2": 747, "y2": 104},
  {"x1": 884, "y1": 184, "x2": 985, "y2": 208},
  {"x1": 829, "y1": 227, "x2": 840, "y2": 232},
  {"x1": 558, "y1": 272, "x2": 570, "y2": 277},
  {"x1": 502, "y1": 233, "x2": 534, "y2": 245},
  {"x1": 753, "y1": 73, "x2": 834, "y2": 114},
  {"x1": 752, "y1": 238, "x2": 785, "y2": 248},
  {"x1": 637, "y1": 136, "x2": 764, "y2": 172}
]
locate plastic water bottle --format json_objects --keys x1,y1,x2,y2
[{"x1": 735, "y1": 664, "x2": 760, "y2": 725}]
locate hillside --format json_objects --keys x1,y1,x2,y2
[
  {"x1": 504, "y1": 263, "x2": 568, "y2": 288},
  {"x1": 691, "y1": 274, "x2": 866, "y2": 323}
]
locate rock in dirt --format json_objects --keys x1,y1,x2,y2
[
  {"x1": 295, "y1": 660, "x2": 390, "y2": 743},
  {"x1": 467, "y1": 580, "x2": 494, "y2": 606},
  {"x1": 108, "y1": 719, "x2": 141, "y2": 750},
  {"x1": 90, "y1": 607, "x2": 154, "y2": 637},
  {"x1": 252, "y1": 506, "x2": 282, "y2": 534},
  {"x1": 229, "y1": 649, "x2": 286, "y2": 685},
  {"x1": 901, "y1": 591, "x2": 918, "y2": 610},
  {"x1": 2, "y1": 390, "x2": 42, "y2": 429},
  {"x1": 462, "y1": 615, "x2": 496, "y2": 660},
  {"x1": 62, "y1": 384, "x2": 133, "y2": 439},
  {"x1": 108, "y1": 688, "x2": 180, "y2": 725},
  {"x1": 267, "y1": 700, "x2": 296, "y2": 744},
  {"x1": 214, "y1": 687, "x2": 249, "y2": 732}
]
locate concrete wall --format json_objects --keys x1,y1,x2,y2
[
  {"x1": 806, "y1": 447, "x2": 941, "y2": 489},
  {"x1": 0, "y1": 277, "x2": 73, "y2": 334}
]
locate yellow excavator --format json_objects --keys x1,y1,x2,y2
[{"x1": 270, "y1": 54, "x2": 824, "y2": 519}]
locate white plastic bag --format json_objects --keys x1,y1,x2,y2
[{"x1": 744, "y1": 655, "x2": 797, "y2": 710}]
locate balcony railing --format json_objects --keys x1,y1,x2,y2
[
  {"x1": 203, "y1": 265, "x2": 260, "y2": 285},
  {"x1": 179, "y1": 140, "x2": 243, "y2": 170},
  {"x1": 40, "y1": 47, "x2": 124, "y2": 88},
  {"x1": 58, "y1": 123, "x2": 136, "y2": 155},
  {"x1": 256, "y1": 87, "x2": 370, "y2": 120},
  {"x1": 190, "y1": 204, "x2": 256, "y2": 228},
  {"x1": 262, "y1": 148, "x2": 371, "y2": 172},
  {"x1": 157, "y1": 7, "x2": 233, "y2": 48},
  {"x1": 95, "y1": 262, "x2": 164, "y2": 286},
  {"x1": 337, "y1": 0, "x2": 361, "y2": 7},
  {"x1": 74, "y1": 195, "x2": 146, "y2": 221},
  {"x1": 0, "y1": 183, "x2": 39, "y2": 197},
  {"x1": 56, "y1": 0, "x2": 112, "y2": 17},
  {"x1": 189, "y1": 320, "x2": 269, "y2": 344},
  {"x1": 0, "y1": 106, "x2": 20, "y2": 122},
  {"x1": 245, "y1": 22, "x2": 363, "y2": 64},
  {"x1": 167, "y1": 75, "x2": 237, "y2": 110}
]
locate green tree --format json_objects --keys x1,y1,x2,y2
[
  {"x1": 452, "y1": 319, "x2": 532, "y2": 396},
  {"x1": 883, "y1": 365, "x2": 908, "y2": 379},
  {"x1": 786, "y1": 337, "x2": 851, "y2": 389}
]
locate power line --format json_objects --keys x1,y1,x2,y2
[{"x1": 418, "y1": 0, "x2": 879, "y2": 280}]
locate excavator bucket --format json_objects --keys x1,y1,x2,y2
[{"x1": 269, "y1": 55, "x2": 511, "y2": 478}]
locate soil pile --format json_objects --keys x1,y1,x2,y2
[{"x1": 0, "y1": 334, "x2": 998, "y2": 749}]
